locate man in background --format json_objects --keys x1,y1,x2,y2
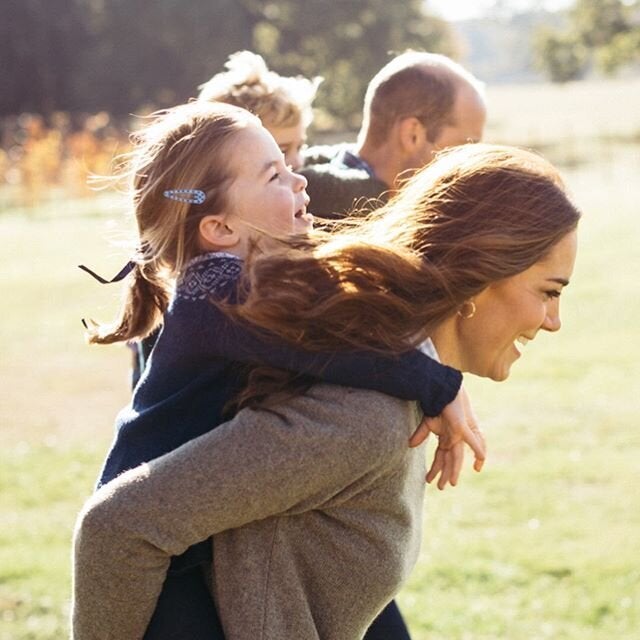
[{"x1": 302, "y1": 51, "x2": 487, "y2": 218}]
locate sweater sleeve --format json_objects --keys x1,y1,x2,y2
[
  {"x1": 187, "y1": 300, "x2": 462, "y2": 418},
  {"x1": 72, "y1": 386, "x2": 412, "y2": 640}
]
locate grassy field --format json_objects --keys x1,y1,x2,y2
[
  {"x1": 485, "y1": 77, "x2": 640, "y2": 147},
  {"x1": 1, "y1": 90, "x2": 640, "y2": 638}
]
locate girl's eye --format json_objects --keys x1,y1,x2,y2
[
  {"x1": 544, "y1": 290, "x2": 561, "y2": 300},
  {"x1": 269, "y1": 172, "x2": 280, "y2": 182}
]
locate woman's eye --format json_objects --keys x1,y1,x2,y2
[
  {"x1": 269, "y1": 172, "x2": 280, "y2": 182},
  {"x1": 544, "y1": 290, "x2": 561, "y2": 300}
]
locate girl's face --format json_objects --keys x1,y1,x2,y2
[
  {"x1": 269, "y1": 120, "x2": 307, "y2": 171},
  {"x1": 224, "y1": 123, "x2": 312, "y2": 251},
  {"x1": 440, "y1": 230, "x2": 578, "y2": 381}
]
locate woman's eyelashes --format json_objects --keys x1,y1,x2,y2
[{"x1": 544, "y1": 289, "x2": 561, "y2": 300}]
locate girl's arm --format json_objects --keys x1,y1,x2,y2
[
  {"x1": 72, "y1": 387, "x2": 412, "y2": 639},
  {"x1": 187, "y1": 298, "x2": 462, "y2": 418},
  {"x1": 190, "y1": 302, "x2": 484, "y2": 480}
]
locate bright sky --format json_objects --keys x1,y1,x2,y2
[{"x1": 426, "y1": 0, "x2": 575, "y2": 21}]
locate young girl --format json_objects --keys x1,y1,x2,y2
[
  {"x1": 129, "y1": 51, "x2": 320, "y2": 387},
  {"x1": 81, "y1": 100, "x2": 483, "y2": 639}
]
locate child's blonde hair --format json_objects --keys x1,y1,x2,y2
[
  {"x1": 198, "y1": 51, "x2": 321, "y2": 129},
  {"x1": 87, "y1": 101, "x2": 259, "y2": 345}
]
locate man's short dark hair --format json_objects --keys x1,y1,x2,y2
[{"x1": 361, "y1": 52, "x2": 483, "y2": 148}]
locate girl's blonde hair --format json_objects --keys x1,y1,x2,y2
[
  {"x1": 87, "y1": 101, "x2": 259, "y2": 345},
  {"x1": 198, "y1": 51, "x2": 322, "y2": 129},
  {"x1": 229, "y1": 144, "x2": 580, "y2": 407}
]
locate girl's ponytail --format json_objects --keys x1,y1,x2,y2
[
  {"x1": 86, "y1": 262, "x2": 171, "y2": 345},
  {"x1": 84, "y1": 102, "x2": 255, "y2": 346}
]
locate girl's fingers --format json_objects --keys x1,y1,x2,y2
[
  {"x1": 425, "y1": 447, "x2": 444, "y2": 484},
  {"x1": 461, "y1": 422, "x2": 486, "y2": 465},
  {"x1": 448, "y1": 442, "x2": 464, "y2": 486},
  {"x1": 471, "y1": 426, "x2": 486, "y2": 471}
]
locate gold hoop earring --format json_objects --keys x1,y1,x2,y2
[{"x1": 457, "y1": 301, "x2": 476, "y2": 319}]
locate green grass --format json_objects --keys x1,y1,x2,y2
[
  {"x1": 1, "y1": 149, "x2": 639, "y2": 638},
  {"x1": 0, "y1": 196, "x2": 131, "y2": 639}
]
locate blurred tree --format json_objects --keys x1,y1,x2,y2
[
  {"x1": 1, "y1": 0, "x2": 455, "y2": 128},
  {"x1": 0, "y1": 0, "x2": 90, "y2": 114},
  {"x1": 595, "y1": 28, "x2": 640, "y2": 73},
  {"x1": 75, "y1": 0, "x2": 257, "y2": 113},
  {"x1": 533, "y1": 27, "x2": 588, "y2": 82},
  {"x1": 571, "y1": 0, "x2": 631, "y2": 48},
  {"x1": 0, "y1": 0, "x2": 258, "y2": 115},
  {"x1": 534, "y1": 0, "x2": 639, "y2": 81},
  {"x1": 244, "y1": 0, "x2": 455, "y2": 128}
]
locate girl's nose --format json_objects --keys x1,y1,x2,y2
[{"x1": 293, "y1": 170, "x2": 307, "y2": 192}]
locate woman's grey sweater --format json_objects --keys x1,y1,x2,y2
[{"x1": 72, "y1": 385, "x2": 426, "y2": 640}]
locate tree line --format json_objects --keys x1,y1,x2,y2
[
  {"x1": 534, "y1": 0, "x2": 640, "y2": 83},
  {"x1": 0, "y1": 0, "x2": 453, "y2": 128}
]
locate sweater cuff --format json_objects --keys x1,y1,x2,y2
[{"x1": 426, "y1": 366, "x2": 463, "y2": 417}]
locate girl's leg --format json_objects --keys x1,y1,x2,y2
[
  {"x1": 364, "y1": 599, "x2": 411, "y2": 640},
  {"x1": 143, "y1": 565, "x2": 225, "y2": 640}
]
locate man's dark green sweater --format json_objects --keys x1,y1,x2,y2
[{"x1": 300, "y1": 144, "x2": 389, "y2": 219}]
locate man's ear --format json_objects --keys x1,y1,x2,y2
[
  {"x1": 398, "y1": 116, "x2": 428, "y2": 153},
  {"x1": 198, "y1": 214, "x2": 240, "y2": 251}
]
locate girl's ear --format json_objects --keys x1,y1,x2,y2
[{"x1": 198, "y1": 214, "x2": 241, "y2": 251}]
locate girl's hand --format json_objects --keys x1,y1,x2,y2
[{"x1": 409, "y1": 386, "x2": 486, "y2": 489}]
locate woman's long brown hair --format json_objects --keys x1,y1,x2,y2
[{"x1": 231, "y1": 144, "x2": 581, "y2": 409}]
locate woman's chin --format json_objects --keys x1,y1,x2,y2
[{"x1": 478, "y1": 361, "x2": 513, "y2": 382}]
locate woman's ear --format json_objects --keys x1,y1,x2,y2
[{"x1": 198, "y1": 214, "x2": 241, "y2": 251}]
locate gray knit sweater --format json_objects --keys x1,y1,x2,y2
[{"x1": 72, "y1": 385, "x2": 426, "y2": 640}]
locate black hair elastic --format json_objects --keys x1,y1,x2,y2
[
  {"x1": 78, "y1": 261, "x2": 136, "y2": 284},
  {"x1": 78, "y1": 261, "x2": 136, "y2": 329}
]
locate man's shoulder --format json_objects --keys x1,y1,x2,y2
[
  {"x1": 302, "y1": 142, "x2": 344, "y2": 166},
  {"x1": 300, "y1": 163, "x2": 388, "y2": 219}
]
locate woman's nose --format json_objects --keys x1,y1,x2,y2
[{"x1": 541, "y1": 302, "x2": 562, "y2": 332}]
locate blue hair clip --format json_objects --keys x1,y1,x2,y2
[{"x1": 163, "y1": 188, "x2": 206, "y2": 205}]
